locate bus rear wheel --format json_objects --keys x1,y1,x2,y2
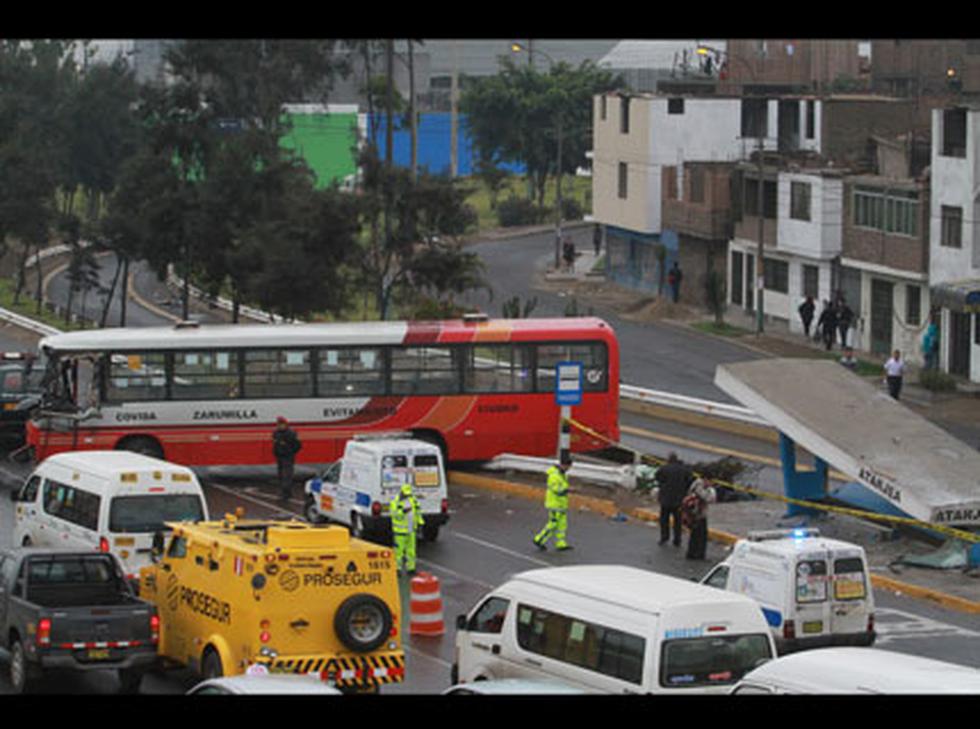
[{"x1": 116, "y1": 436, "x2": 164, "y2": 461}]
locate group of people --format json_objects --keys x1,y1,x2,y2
[
  {"x1": 798, "y1": 295, "x2": 854, "y2": 351},
  {"x1": 533, "y1": 452, "x2": 716, "y2": 561}
]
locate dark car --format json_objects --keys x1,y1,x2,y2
[{"x1": 0, "y1": 353, "x2": 44, "y2": 451}]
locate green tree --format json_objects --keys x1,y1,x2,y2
[{"x1": 461, "y1": 58, "x2": 621, "y2": 209}]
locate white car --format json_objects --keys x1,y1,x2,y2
[
  {"x1": 187, "y1": 674, "x2": 343, "y2": 695},
  {"x1": 731, "y1": 647, "x2": 980, "y2": 694},
  {"x1": 443, "y1": 678, "x2": 585, "y2": 695}
]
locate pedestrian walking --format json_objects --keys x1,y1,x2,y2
[
  {"x1": 681, "y1": 477, "x2": 716, "y2": 560},
  {"x1": 272, "y1": 416, "x2": 302, "y2": 503},
  {"x1": 922, "y1": 321, "x2": 939, "y2": 370},
  {"x1": 884, "y1": 349, "x2": 905, "y2": 400},
  {"x1": 654, "y1": 452, "x2": 693, "y2": 547},
  {"x1": 818, "y1": 300, "x2": 838, "y2": 351},
  {"x1": 667, "y1": 262, "x2": 683, "y2": 303},
  {"x1": 837, "y1": 298, "x2": 854, "y2": 348},
  {"x1": 533, "y1": 456, "x2": 573, "y2": 551},
  {"x1": 562, "y1": 237, "x2": 576, "y2": 272},
  {"x1": 390, "y1": 481, "x2": 424, "y2": 575},
  {"x1": 593, "y1": 224, "x2": 602, "y2": 256},
  {"x1": 798, "y1": 296, "x2": 815, "y2": 338}
]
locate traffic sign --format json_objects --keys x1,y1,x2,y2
[{"x1": 555, "y1": 361, "x2": 583, "y2": 406}]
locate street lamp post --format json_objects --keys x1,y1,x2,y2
[
  {"x1": 512, "y1": 42, "x2": 565, "y2": 271},
  {"x1": 698, "y1": 44, "x2": 766, "y2": 335}
]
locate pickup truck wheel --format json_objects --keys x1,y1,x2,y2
[
  {"x1": 9, "y1": 640, "x2": 33, "y2": 694},
  {"x1": 334, "y1": 594, "x2": 392, "y2": 653},
  {"x1": 201, "y1": 648, "x2": 223, "y2": 680},
  {"x1": 304, "y1": 495, "x2": 326, "y2": 524},
  {"x1": 421, "y1": 524, "x2": 440, "y2": 543}
]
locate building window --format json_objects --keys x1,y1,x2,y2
[
  {"x1": 763, "y1": 258, "x2": 789, "y2": 294},
  {"x1": 790, "y1": 181, "x2": 811, "y2": 221},
  {"x1": 805, "y1": 100, "x2": 815, "y2": 140},
  {"x1": 740, "y1": 98, "x2": 768, "y2": 138},
  {"x1": 620, "y1": 96, "x2": 630, "y2": 134},
  {"x1": 802, "y1": 264, "x2": 819, "y2": 299},
  {"x1": 906, "y1": 285, "x2": 921, "y2": 326},
  {"x1": 668, "y1": 97, "x2": 685, "y2": 115},
  {"x1": 600, "y1": 95, "x2": 607, "y2": 121},
  {"x1": 852, "y1": 186, "x2": 918, "y2": 237},
  {"x1": 744, "y1": 178, "x2": 777, "y2": 219},
  {"x1": 941, "y1": 205, "x2": 963, "y2": 248},
  {"x1": 942, "y1": 108, "x2": 966, "y2": 158},
  {"x1": 618, "y1": 162, "x2": 628, "y2": 199}
]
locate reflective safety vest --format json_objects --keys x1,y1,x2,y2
[
  {"x1": 390, "y1": 491, "x2": 424, "y2": 534},
  {"x1": 544, "y1": 466, "x2": 570, "y2": 511}
]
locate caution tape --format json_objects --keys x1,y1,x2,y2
[{"x1": 567, "y1": 417, "x2": 980, "y2": 545}]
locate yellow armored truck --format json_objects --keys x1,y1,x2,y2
[{"x1": 139, "y1": 514, "x2": 404, "y2": 692}]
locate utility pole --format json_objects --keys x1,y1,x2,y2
[
  {"x1": 408, "y1": 40, "x2": 418, "y2": 182},
  {"x1": 756, "y1": 129, "x2": 765, "y2": 335},
  {"x1": 450, "y1": 41, "x2": 459, "y2": 178}
]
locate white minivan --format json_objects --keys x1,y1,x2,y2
[
  {"x1": 731, "y1": 647, "x2": 980, "y2": 694},
  {"x1": 700, "y1": 528, "x2": 875, "y2": 654},
  {"x1": 10, "y1": 450, "x2": 209, "y2": 580},
  {"x1": 452, "y1": 565, "x2": 776, "y2": 694},
  {"x1": 303, "y1": 435, "x2": 449, "y2": 542}
]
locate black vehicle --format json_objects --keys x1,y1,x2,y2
[
  {"x1": 0, "y1": 353, "x2": 44, "y2": 451},
  {"x1": 0, "y1": 547, "x2": 160, "y2": 693}
]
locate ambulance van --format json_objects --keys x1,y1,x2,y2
[
  {"x1": 139, "y1": 514, "x2": 405, "y2": 692},
  {"x1": 700, "y1": 528, "x2": 876, "y2": 654},
  {"x1": 10, "y1": 451, "x2": 208, "y2": 582},
  {"x1": 452, "y1": 565, "x2": 776, "y2": 694},
  {"x1": 304, "y1": 435, "x2": 449, "y2": 543}
]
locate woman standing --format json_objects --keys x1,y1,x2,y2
[{"x1": 681, "y1": 477, "x2": 716, "y2": 560}]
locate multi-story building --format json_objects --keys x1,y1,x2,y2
[
  {"x1": 729, "y1": 163, "x2": 845, "y2": 328},
  {"x1": 718, "y1": 40, "x2": 863, "y2": 95},
  {"x1": 839, "y1": 169, "x2": 931, "y2": 361},
  {"x1": 929, "y1": 104, "x2": 980, "y2": 382}
]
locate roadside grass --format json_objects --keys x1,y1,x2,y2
[
  {"x1": 0, "y1": 277, "x2": 79, "y2": 332},
  {"x1": 691, "y1": 321, "x2": 752, "y2": 338},
  {"x1": 464, "y1": 175, "x2": 592, "y2": 232}
]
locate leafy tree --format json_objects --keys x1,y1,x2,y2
[
  {"x1": 461, "y1": 58, "x2": 621, "y2": 209},
  {"x1": 356, "y1": 145, "x2": 486, "y2": 319}
]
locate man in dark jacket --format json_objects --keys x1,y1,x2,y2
[
  {"x1": 798, "y1": 296, "x2": 815, "y2": 338},
  {"x1": 272, "y1": 416, "x2": 302, "y2": 503},
  {"x1": 654, "y1": 452, "x2": 693, "y2": 547},
  {"x1": 818, "y1": 300, "x2": 838, "y2": 351},
  {"x1": 837, "y1": 298, "x2": 854, "y2": 348}
]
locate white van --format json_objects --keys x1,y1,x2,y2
[
  {"x1": 452, "y1": 565, "x2": 776, "y2": 694},
  {"x1": 700, "y1": 528, "x2": 875, "y2": 654},
  {"x1": 10, "y1": 450, "x2": 209, "y2": 580},
  {"x1": 731, "y1": 647, "x2": 980, "y2": 694},
  {"x1": 303, "y1": 435, "x2": 449, "y2": 542}
]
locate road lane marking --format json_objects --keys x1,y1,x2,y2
[{"x1": 448, "y1": 531, "x2": 552, "y2": 568}]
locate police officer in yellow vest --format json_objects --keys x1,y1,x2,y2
[
  {"x1": 390, "y1": 481, "x2": 424, "y2": 575},
  {"x1": 533, "y1": 456, "x2": 573, "y2": 551}
]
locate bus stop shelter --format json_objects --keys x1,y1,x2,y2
[{"x1": 714, "y1": 359, "x2": 980, "y2": 563}]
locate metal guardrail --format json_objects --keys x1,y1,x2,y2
[
  {"x1": 0, "y1": 307, "x2": 63, "y2": 338},
  {"x1": 482, "y1": 453, "x2": 637, "y2": 489},
  {"x1": 619, "y1": 384, "x2": 769, "y2": 427}
]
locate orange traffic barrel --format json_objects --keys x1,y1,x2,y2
[{"x1": 409, "y1": 572, "x2": 445, "y2": 636}]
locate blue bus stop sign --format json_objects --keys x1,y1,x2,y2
[{"x1": 555, "y1": 361, "x2": 583, "y2": 406}]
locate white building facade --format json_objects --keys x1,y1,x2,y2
[{"x1": 929, "y1": 105, "x2": 980, "y2": 383}]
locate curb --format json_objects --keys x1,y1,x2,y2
[{"x1": 448, "y1": 469, "x2": 980, "y2": 615}]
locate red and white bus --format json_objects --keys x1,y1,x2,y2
[{"x1": 26, "y1": 316, "x2": 619, "y2": 466}]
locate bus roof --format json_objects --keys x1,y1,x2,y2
[
  {"x1": 511, "y1": 565, "x2": 761, "y2": 614},
  {"x1": 38, "y1": 318, "x2": 615, "y2": 353}
]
